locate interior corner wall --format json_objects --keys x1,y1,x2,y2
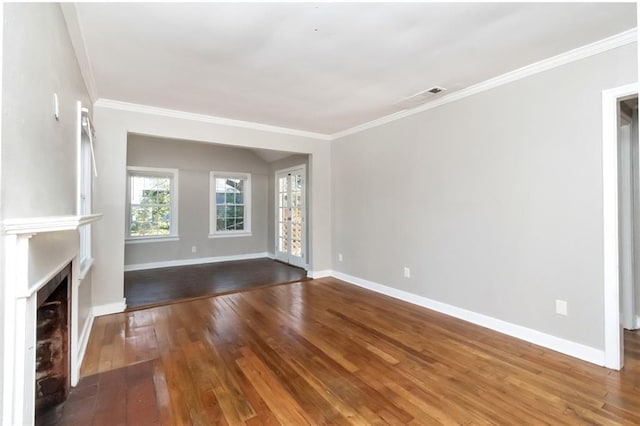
[
  {"x1": 267, "y1": 154, "x2": 311, "y2": 259},
  {"x1": 92, "y1": 107, "x2": 331, "y2": 307},
  {"x1": 331, "y1": 42, "x2": 638, "y2": 351},
  {"x1": 125, "y1": 134, "x2": 270, "y2": 266}
]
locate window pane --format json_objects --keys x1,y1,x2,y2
[
  {"x1": 236, "y1": 206, "x2": 244, "y2": 219},
  {"x1": 225, "y1": 192, "x2": 235, "y2": 204},
  {"x1": 236, "y1": 193, "x2": 243, "y2": 204},
  {"x1": 292, "y1": 223, "x2": 302, "y2": 240},
  {"x1": 279, "y1": 177, "x2": 288, "y2": 192},
  {"x1": 292, "y1": 240, "x2": 302, "y2": 257},
  {"x1": 216, "y1": 193, "x2": 224, "y2": 204}
]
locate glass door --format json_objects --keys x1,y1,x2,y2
[{"x1": 275, "y1": 165, "x2": 306, "y2": 268}]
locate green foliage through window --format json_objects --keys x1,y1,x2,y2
[{"x1": 129, "y1": 174, "x2": 172, "y2": 237}]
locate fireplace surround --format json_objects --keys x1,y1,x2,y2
[{"x1": 2, "y1": 214, "x2": 101, "y2": 425}]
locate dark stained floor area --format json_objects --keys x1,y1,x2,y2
[
  {"x1": 124, "y1": 258, "x2": 307, "y2": 309},
  {"x1": 73, "y1": 278, "x2": 640, "y2": 425}
]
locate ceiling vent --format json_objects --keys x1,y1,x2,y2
[{"x1": 396, "y1": 86, "x2": 447, "y2": 110}]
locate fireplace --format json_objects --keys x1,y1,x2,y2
[{"x1": 34, "y1": 264, "x2": 71, "y2": 425}]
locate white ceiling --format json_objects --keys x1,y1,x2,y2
[{"x1": 73, "y1": 2, "x2": 636, "y2": 135}]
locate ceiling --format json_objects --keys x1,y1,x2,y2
[{"x1": 73, "y1": 3, "x2": 636, "y2": 135}]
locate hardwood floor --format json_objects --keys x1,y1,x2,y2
[
  {"x1": 73, "y1": 278, "x2": 640, "y2": 425},
  {"x1": 124, "y1": 258, "x2": 308, "y2": 309}
]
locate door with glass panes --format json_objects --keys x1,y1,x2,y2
[{"x1": 275, "y1": 166, "x2": 306, "y2": 268}]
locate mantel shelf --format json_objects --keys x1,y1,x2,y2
[{"x1": 2, "y1": 213, "x2": 103, "y2": 235}]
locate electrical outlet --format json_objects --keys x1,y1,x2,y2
[
  {"x1": 555, "y1": 300, "x2": 568, "y2": 316},
  {"x1": 338, "y1": 253, "x2": 343, "y2": 262},
  {"x1": 403, "y1": 267, "x2": 411, "y2": 278},
  {"x1": 192, "y1": 246, "x2": 197, "y2": 253}
]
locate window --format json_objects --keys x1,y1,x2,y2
[
  {"x1": 78, "y1": 105, "x2": 96, "y2": 275},
  {"x1": 127, "y1": 167, "x2": 179, "y2": 240},
  {"x1": 210, "y1": 172, "x2": 251, "y2": 237}
]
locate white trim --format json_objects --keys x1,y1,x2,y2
[
  {"x1": 92, "y1": 299, "x2": 127, "y2": 317},
  {"x1": 124, "y1": 252, "x2": 270, "y2": 272},
  {"x1": 636, "y1": 315, "x2": 640, "y2": 330},
  {"x1": 309, "y1": 270, "x2": 332, "y2": 279},
  {"x1": 602, "y1": 83, "x2": 640, "y2": 370},
  {"x1": 2, "y1": 214, "x2": 102, "y2": 235},
  {"x1": 78, "y1": 257, "x2": 94, "y2": 280},
  {"x1": 74, "y1": 309, "x2": 95, "y2": 386},
  {"x1": 331, "y1": 29, "x2": 637, "y2": 140},
  {"x1": 332, "y1": 271, "x2": 606, "y2": 367},
  {"x1": 208, "y1": 232, "x2": 252, "y2": 239},
  {"x1": 94, "y1": 98, "x2": 331, "y2": 141},
  {"x1": 125, "y1": 236, "x2": 180, "y2": 244},
  {"x1": 60, "y1": 4, "x2": 98, "y2": 102}
]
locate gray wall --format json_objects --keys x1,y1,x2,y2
[
  {"x1": 125, "y1": 134, "x2": 270, "y2": 265},
  {"x1": 2, "y1": 4, "x2": 90, "y2": 219},
  {"x1": 1, "y1": 3, "x2": 94, "y2": 416},
  {"x1": 332, "y1": 43, "x2": 637, "y2": 350},
  {"x1": 267, "y1": 155, "x2": 310, "y2": 258}
]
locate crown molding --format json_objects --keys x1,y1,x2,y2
[
  {"x1": 60, "y1": 3, "x2": 98, "y2": 103},
  {"x1": 330, "y1": 28, "x2": 638, "y2": 140},
  {"x1": 91, "y1": 28, "x2": 636, "y2": 142},
  {"x1": 94, "y1": 99, "x2": 332, "y2": 141}
]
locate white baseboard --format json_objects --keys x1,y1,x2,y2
[
  {"x1": 92, "y1": 299, "x2": 127, "y2": 317},
  {"x1": 309, "y1": 270, "x2": 332, "y2": 279},
  {"x1": 635, "y1": 315, "x2": 640, "y2": 330},
  {"x1": 331, "y1": 271, "x2": 605, "y2": 367},
  {"x1": 124, "y1": 252, "x2": 270, "y2": 271}
]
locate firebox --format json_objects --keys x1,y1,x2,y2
[{"x1": 34, "y1": 263, "x2": 71, "y2": 424}]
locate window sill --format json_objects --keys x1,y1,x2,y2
[
  {"x1": 208, "y1": 232, "x2": 252, "y2": 239},
  {"x1": 78, "y1": 257, "x2": 94, "y2": 280},
  {"x1": 126, "y1": 235, "x2": 180, "y2": 244}
]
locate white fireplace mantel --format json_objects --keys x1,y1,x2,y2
[
  {"x1": 2, "y1": 213, "x2": 102, "y2": 426},
  {"x1": 3, "y1": 213, "x2": 103, "y2": 235}
]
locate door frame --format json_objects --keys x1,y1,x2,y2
[
  {"x1": 274, "y1": 164, "x2": 307, "y2": 269},
  {"x1": 602, "y1": 83, "x2": 638, "y2": 370}
]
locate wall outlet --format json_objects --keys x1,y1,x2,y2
[
  {"x1": 555, "y1": 300, "x2": 568, "y2": 316},
  {"x1": 338, "y1": 253, "x2": 343, "y2": 262},
  {"x1": 191, "y1": 246, "x2": 197, "y2": 253},
  {"x1": 403, "y1": 267, "x2": 411, "y2": 278}
]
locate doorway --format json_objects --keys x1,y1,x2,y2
[
  {"x1": 275, "y1": 165, "x2": 307, "y2": 268},
  {"x1": 603, "y1": 83, "x2": 639, "y2": 370},
  {"x1": 618, "y1": 96, "x2": 639, "y2": 335}
]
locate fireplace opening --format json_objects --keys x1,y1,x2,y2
[{"x1": 35, "y1": 264, "x2": 71, "y2": 425}]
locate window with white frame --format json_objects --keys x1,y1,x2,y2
[
  {"x1": 210, "y1": 172, "x2": 251, "y2": 237},
  {"x1": 127, "y1": 167, "x2": 179, "y2": 239},
  {"x1": 78, "y1": 106, "x2": 96, "y2": 273}
]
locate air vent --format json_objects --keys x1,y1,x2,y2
[
  {"x1": 395, "y1": 86, "x2": 448, "y2": 110},
  {"x1": 427, "y1": 86, "x2": 445, "y2": 94}
]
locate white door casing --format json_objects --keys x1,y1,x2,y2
[{"x1": 603, "y1": 83, "x2": 639, "y2": 370}]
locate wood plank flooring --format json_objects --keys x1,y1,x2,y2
[
  {"x1": 75, "y1": 278, "x2": 640, "y2": 425},
  {"x1": 124, "y1": 258, "x2": 307, "y2": 309}
]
